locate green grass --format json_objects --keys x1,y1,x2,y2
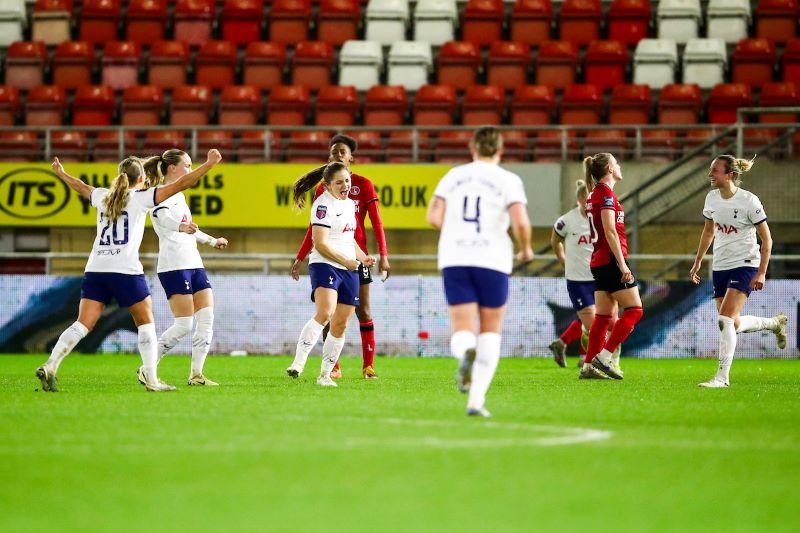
[{"x1": 1, "y1": 354, "x2": 799, "y2": 532}]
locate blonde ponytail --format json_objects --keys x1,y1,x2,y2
[
  {"x1": 575, "y1": 179, "x2": 590, "y2": 196},
  {"x1": 103, "y1": 157, "x2": 144, "y2": 221},
  {"x1": 716, "y1": 154, "x2": 756, "y2": 186}
]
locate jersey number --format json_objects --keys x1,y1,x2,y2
[
  {"x1": 587, "y1": 212, "x2": 599, "y2": 244},
  {"x1": 99, "y1": 211, "x2": 129, "y2": 246},
  {"x1": 462, "y1": 196, "x2": 481, "y2": 233}
]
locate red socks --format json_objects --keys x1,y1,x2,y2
[
  {"x1": 560, "y1": 319, "x2": 583, "y2": 345},
  {"x1": 585, "y1": 314, "x2": 613, "y2": 364},
  {"x1": 605, "y1": 307, "x2": 643, "y2": 354},
  {"x1": 360, "y1": 320, "x2": 375, "y2": 368}
]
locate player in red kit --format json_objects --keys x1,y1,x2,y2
[
  {"x1": 291, "y1": 134, "x2": 390, "y2": 379},
  {"x1": 581, "y1": 153, "x2": 643, "y2": 380}
]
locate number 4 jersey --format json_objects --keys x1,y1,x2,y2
[
  {"x1": 433, "y1": 160, "x2": 528, "y2": 274},
  {"x1": 84, "y1": 187, "x2": 158, "y2": 275}
]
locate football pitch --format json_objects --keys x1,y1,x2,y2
[{"x1": 1, "y1": 354, "x2": 798, "y2": 532}]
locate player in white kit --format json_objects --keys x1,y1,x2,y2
[
  {"x1": 141, "y1": 149, "x2": 229, "y2": 387},
  {"x1": 427, "y1": 127, "x2": 534, "y2": 417},
  {"x1": 286, "y1": 162, "x2": 376, "y2": 387},
  {"x1": 35, "y1": 150, "x2": 222, "y2": 392},
  {"x1": 690, "y1": 155, "x2": 787, "y2": 388}
]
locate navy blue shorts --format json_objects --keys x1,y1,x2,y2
[
  {"x1": 81, "y1": 272, "x2": 150, "y2": 307},
  {"x1": 358, "y1": 262, "x2": 373, "y2": 285},
  {"x1": 309, "y1": 263, "x2": 360, "y2": 306},
  {"x1": 158, "y1": 268, "x2": 212, "y2": 299},
  {"x1": 566, "y1": 280, "x2": 596, "y2": 311},
  {"x1": 442, "y1": 266, "x2": 509, "y2": 308},
  {"x1": 713, "y1": 267, "x2": 759, "y2": 298}
]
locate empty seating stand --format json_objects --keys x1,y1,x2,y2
[
  {"x1": 511, "y1": 0, "x2": 552, "y2": 47},
  {"x1": 315, "y1": 85, "x2": 359, "y2": 126},
  {"x1": 584, "y1": 40, "x2": 630, "y2": 90},
  {"x1": 121, "y1": 85, "x2": 164, "y2": 126},
  {"x1": 0, "y1": 85, "x2": 21, "y2": 125},
  {"x1": 707, "y1": 83, "x2": 752, "y2": 123},
  {"x1": 148, "y1": 40, "x2": 190, "y2": 89},
  {"x1": 292, "y1": 41, "x2": 334, "y2": 91},
  {"x1": 269, "y1": 0, "x2": 311, "y2": 45},
  {"x1": 732, "y1": 38, "x2": 776, "y2": 89},
  {"x1": 72, "y1": 85, "x2": 115, "y2": 126},
  {"x1": 510, "y1": 85, "x2": 555, "y2": 126},
  {"x1": 462, "y1": 0, "x2": 504, "y2": 47},
  {"x1": 4, "y1": 41, "x2": 48, "y2": 91},
  {"x1": 243, "y1": 42, "x2": 287, "y2": 90},
  {"x1": 318, "y1": 0, "x2": 361, "y2": 46},
  {"x1": 682, "y1": 38, "x2": 727, "y2": 89},
  {"x1": 387, "y1": 41, "x2": 432, "y2": 91},
  {"x1": 559, "y1": 0, "x2": 602, "y2": 46},
  {"x1": 26, "y1": 85, "x2": 67, "y2": 126},
  {"x1": 365, "y1": 0, "x2": 409, "y2": 46},
  {"x1": 657, "y1": 0, "x2": 701, "y2": 44},
  {"x1": 79, "y1": 0, "x2": 120, "y2": 46},
  {"x1": 196, "y1": 40, "x2": 239, "y2": 89},
  {"x1": 101, "y1": 41, "x2": 141, "y2": 91},
  {"x1": 746, "y1": 82, "x2": 800, "y2": 151},
  {"x1": 487, "y1": 41, "x2": 530, "y2": 91},
  {"x1": 53, "y1": 41, "x2": 94, "y2": 90},
  {"x1": 437, "y1": 41, "x2": 481, "y2": 91},
  {"x1": 413, "y1": 84, "x2": 457, "y2": 126},
  {"x1": 782, "y1": 38, "x2": 800, "y2": 84},
  {"x1": 536, "y1": 40, "x2": 578, "y2": 91},
  {"x1": 170, "y1": 85, "x2": 213, "y2": 126},
  {"x1": 338, "y1": 40, "x2": 384, "y2": 91},
  {"x1": 707, "y1": 0, "x2": 751, "y2": 44},
  {"x1": 174, "y1": 0, "x2": 215, "y2": 47},
  {"x1": 267, "y1": 85, "x2": 310, "y2": 125},
  {"x1": 0, "y1": 0, "x2": 27, "y2": 47},
  {"x1": 126, "y1": 0, "x2": 167, "y2": 46},
  {"x1": 363, "y1": 85, "x2": 407, "y2": 126},
  {"x1": 219, "y1": 85, "x2": 261, "y2": 125},
  {"x1": 633, "y1": 39, "x2": 678, "y2": 89},
  {"x1": 607, "y1": 0, "x2": 650, "y2": 46},
  {"x1": 756, "y1": 0, "x2": 799, "y2": 44},
  {"x1": 462, "y1": 85, "x2": 504, "y2": 125},
  {"x1": 32, "y1": 0, "x2": 72, "y2": 46},
  {"x1": 413, "y1": 0, "x2": 458, "y2": 47},
  {"x1": 221, "y1": 0, "x2": 264, "y2": 46}
]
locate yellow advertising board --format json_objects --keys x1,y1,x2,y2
[{"x1": 0, "y1": 163, "x2": 451, "y2": 229}]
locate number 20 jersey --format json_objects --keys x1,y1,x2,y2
[
  {"x1": 84, "y1": 187, "x2": 157, "y2": 275},
  {"x1": 433, "y1": 160, "x2": 528, "y2": 274}
]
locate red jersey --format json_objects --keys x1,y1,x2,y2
[{"x1": 586, "y1": 182, "x2": 628, "y2": 268}]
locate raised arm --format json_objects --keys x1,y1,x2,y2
[
  {"x1": 51, "y1": 157, "x2": 93, "y2": 200},
  {"x1": 689, "y1": 219, "x2": 715, "y2": 284},
  {"x1": 154, "y1": 149, "x2": 222, "y2": 205},
  {"x1": 509, "y1": 203, "x2": 534, "y2": 262}
]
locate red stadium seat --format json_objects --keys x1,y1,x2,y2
[
  {"x1": 0, "y1": 86, "x2": 21, "y2": 126},
  {"x1": 219, "y1": 85, "x2": 261, "y2": 126},
  {"x1": 364, "y1": 85, "x2": 407, "y2": 126},
  {"x1": 174, "y1": 0, "x2": 214, "y2": 48},
  {"x1": 462, "y1": 0, "x2": 505, "y2": 47},
  {"x1": 732, "y1": 38, "x2": 776, "y2": 89},
  {"x1": 0, "y1": 132, "x2": 39, "y2": 161},
  {"x1": 707, "y1": 83, "x2": 752, "y2": 124},
  {"x1": 608, "y1": 84, "x2": 651, "y2": 124},
  {"x1": 25, "y1": 86, "x2": 67, "y2": 126},
  {"x1": 142, "y1": 130, "x2": 186, "y2": 152},
  {"x1": 434, "y1": 130, "x2": 473, "y2": 162},
  {"x1": 238, "y1": 130, "x2": 277, "y2": 162},
  {"x1": 221, "y1": 0, "x2": 264, "y2": 46},
  {"x1": 316, "y1": 85, "x2": 359, "y2": 126},
  {"x1": 196, "y1": 40, "x2": 239, "y2": 89},
  {"x1": 487, "y1": 41, "x2": 531, "y2": 91},
  {"x1": 32, "y1": 0, "x2": 73, "y2": 46},
  {"x1": 535, "y1": 41, "x2": 578, "y2": 91},
  {"x1": 79, "y1": 0, "x2": 121, "y2": 46},
  {"x1": 345, "y1": 130, "x2": 383, "y2": 162},
  {"x1": 584, "y1": 40, "x2": 630, "y2": 90},
  {"x1": 413, "y1": 84, "x2": 457, "y2": 126},
  {"x1": 657, "y1": 83, "x2": 702, "y2": 125},
  {"x1": 759, "y1": 82, "x2": 800, "y2": 123},
  {"x1": 101, "y1": 41, "x2": 141, "y2": 91},
  {"x1": 559, "y1": 0, "x2": 602, "y2": 46},
  {"x1": 286, "y1": 130, "x2": 331, "y2": 162},
  {"x1": 318, "y1": 0, "x2": 361, "y2": 46},
  {"x1": 437, "y1": 41, "x2": 481, "y2": 91},
  {"x1": 756, "y1": 0, "x2": 799, "y2": 43},
  {"x1": 148, "y1": 41, "x2": 190, "y2": 89},
  {"x1": 267, "y1": 85, "x2": 310, "y2": 125},
  {"x1": 387, "y1": 130, "x2": 432, "y2": 162},
  {"x1": 72, "y1": 85, "x2": 115, "y2": 126},
  {"x1": 243, "y1": 42, "x2": 287, "y2": 91},
  {"x1": 291, "y1": 41, "x2": 334, "y2": 91},
  {"x1": 121, "y1": 85, "x2": 164, "y2": 126},
  {"x1": 560, "y1": 84, "x2": 604, "y2": 125},
  {"x1": 126, "y1": 0, "x2": 167, "y2": 46},
  {"x1": 51, "y1": 131, "x2": 89, "y2": 161},
  {"x1": 52, "y1": 41, "x2": 94, "y2": 90},
  {"x1": 4, "y1": 41, "x2": 48, "y2": 91},
  {"x1": 94, "y1": 130, "x2": 138, "y2": 162},
  {"x1": 170, "y1": 85, "x2": 213, "y2": 126},
  {"x1": 270, "y1": 0, "x2": 311, "y2": 45},
  {"x1": 607, "y1": 0, "x2": 650, "y2": 46},
  {"x1": 510, "y1": 85, "x2": 555, "y2": 125},
  {"x1": 197, "y1": 130, "x2": 235, "y2": 154},
  {"x1": 462, "y1": 85, "x2": 505, "y2": 125},
  {"x1": 783, "y1": 38, "x2": 800, "y2": 85},
  {"x1": 510, "y1": 0, "x2": 552, "y2": 47}
]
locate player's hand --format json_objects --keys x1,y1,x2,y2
[
  {"x1": 362, "y1": 255, "x2": 377, "y2": 268},
  {"x1": 689, "y1": 262, "x2": 702, "y2": 285},
  {"x1": 214, "y1": 237, "x2": 228, "y2": 249},
  {"x1": 620, "y1": 266, "x2": 634, "y2": 284},
  {"x1": 516, "y1": 247, "x2": 534, "y2": 263},
  {"x1": 379, "y1": 255, "x2": 390, "y2": 281},
  {"x1": 750, "y1": 272, "x2": 766, "y2": 291},
  {"x1": 179, "y1": 222, "x2": 198, "y2": 234},
  {"x1": 290, "y1": 259, "x2": 301, "y2": 281},
  {"x1": 51, "y1": 157, "x2": 65, "y2": 177},
  {"x1": 206, "y1": 149, "x2": 222, "y2": 166}
]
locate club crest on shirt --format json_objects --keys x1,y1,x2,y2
[
  {"x1": 556, "y1": 220, "x2": 565, "y2": 231},
  {"x1": 316, "y1": 205, "x2": 327, "y2": 219},
  {"x1": 350, "y1": 186, "x2": 360, "y2": 196},
  {"x1": 603, "y1": 196, "x2": 614, "y2": 207}
]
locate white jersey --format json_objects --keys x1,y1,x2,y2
[
  {"x1": 308, "y1": 190, "x2": 357, "y2": 270},
  {"x1": 553, "y1": 206, "x2": 593, "y2": 281},
  {"x1": 434, "y1": 160, "x2": 528, "y2": 274},
  {"x1": 150, "y1": 191, "x2": 205, "y2": 273},
  {"x1": 702, "y1": 188, "x2": 767, "y2": 271},
  {"x1": 84, "y1": 187, "x2": 157, "y2": 275}
]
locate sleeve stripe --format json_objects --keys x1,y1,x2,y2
[
  {"x1": 507, "y1": 200, "x2": 527, "y2": 208},
  {"x1": 311, "y1": 223, "x2": 331, "y2": 228},
  {"x1": 152, "y1": 188, "x2": 158, "y2": 206},
  {"x1": 152, "y1": 206, "x2": 167, "y2": 217},
  {"x1": 703, "y1": 215, "x2": 713, "y2": 220},
  {"x1": 754, "y1": 217, "x2": 768, "y2": 225}
]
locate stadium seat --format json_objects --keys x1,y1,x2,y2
[
  {"x1": 756, "y1": 0, "x2": 799, "y2": 43},
  {"x1": 315, "y1": 85, "x2": 358, "y2": 126},
  {"x1": 174, "y1": 0, "x2": 214, "y2": 48},
  {"x1": 462, "y1": 0, "x2": 505, "y2": 47},
  {"x1": 413, "y1": 84, "x2": 457, "y2": 126},
  {"x1": 148, "y1": 41, "x2": 190, "y2": 89},
  {"x1": 707, "y1": 83, "x2": 751, "y2": 124},
  {"x1": 707, "y1": 0, "x2": 750, "y2": 44},
  {"x1": 0, "y1": 85, "x2": 20, "y2": 125},
  {"x1": 560, "y1": 84, "x2": 604, "y2": 125},
  {"x1": 462, "y1": 85, "x2": 504, "y2": 125},
  {"x1": 126, "y1": 0, "x2": 167, "y2": 46},
  {"x1": 221, "y1": 0, "x2": 264, "y2": 46},
  {"x1": 732, "y1": 38, "x2": 776, "y2": 89},
  {"x1": 657, "y1": 83, "x2": 703, "y2": 124},
  {"x1": 510, "y1": 0, "x2": 552, "y2": 47},
  {"x1": 363, "y1": 85, "x2": 407, "y2": 126},
  {"x1": 0, "y1": 0, "x2": 26, "y2": 46},
  {"x1": 510, "y1": 85, "x2": 555, "y2": 125},
  {"x1": 79, "y1": 0, "x2": 120, "y2": 46},
  {"x1": 292, "y1": 41, "x2": 334, "y2": 91},
  {"x1": 365, "y1": 0, "x2": 409, "y2": 46},
  {"x1": 535, "y1": 41, "x2": 578, "y2": 91},
  {"x1": 318, "y1": 0, "x2": 361, "y2": 46},
  {"x1": 387, "y1": 130, "x2": 432, "y2": 162},
  {"x1": 338, "y1": 40, "x2": 384, "y2": 91},
  {"x1": 607, "y1": 0, "x2": 650, "y2": 46},
  {"x1": 608, "y1": 84, "x2": 651, "y2": 124},
  {"x1": 632, "y1": 38, "x2": 678, "y2": 89},
  {"x1": 197, "y1": 130, "x2": 235, "y2": 155},
  {"x1": 345, "y1": 130, "x2": 383, "y2": 162},
  {"x1": 4, "y1": 41, "x2": 48, "y2": 91},
  {"x1": 413, "y1": 0, "x2": 458, "y2": 46},
  {"x1": 25, "y1": 86, "x2": 67, "y2": 126},
  {"x1": 584, "y1": 40, "x2": 630, "y2": 90},
  {"x1": 269, "y1": 0, "x2": 311, "y2": 45},
  {"x1": 31, "y1": 0, "x2": 72, "y2": 46},
  {"x1": 94, "y1": 130, "x2": 138, "y2": 161},
  {"x1": 657, "y1": 0, "x2": 701, "y2": 44},
  {"x1": 121, "y1": 85, "x2": 164, "y2": 126},
  {"x1": 783, "y1": 39, "x2": 800, "y2": 85},
  {"x1": 0, "y1": 131, "x2": 38, "y2": 161},
  {"x1": 196, "y1": 40, "x2": 239, "y2": 89},
  {"x1": 237, "y1": 130, "x2": 275, "y2": 162},
  {"x1": 559, "y1": 0, "x2": 602, "y2": 46},
  {"x1": 72, "y1": 85, "x2": 115, "y2": 126},
  {"x1": 142, "y1": 130, "x2": 185, "y2": 152},
  {"x1": 387, "y1": 41, "x2": 432, "y2": 91},
  {"x1": 170, "y1": 85, "x2": 213, "y2": 126},
  {"x1": 219, "y1": 85, "x2": 261, "y2": 125},
  {"x1": 437, "y1": 41, "x2": 480, "y2": 91},
  {"x1": 745, "y1": 82, "x2": 800, "y2": 152},
  {"x1": 434, "y1": 130, "x2": 473, "y2": 162},
  {"x1": 101, "y1": 41, "x2": 141, "y2": 91},
  {"x1": 243, "y1": 42, "x2": 286, "y2": 91},
  {"x1": 487, "y1": 42, "x2": 531, "y2": 91},
  {"x1": 682, "y1": 38, "x2": 727, "y2": 89},
  {"x1": 52, "y1": 41, "x2": 94, "y2": 90},
  {"x1": 267, "y1": 85, "x2": 310, "y2": 125},
  {"x1": 51, "y1": 131, "x2": 89, "y2": 161},
  {"x1": 286, "y1": 130, "x2": 331, "y2": 162}
]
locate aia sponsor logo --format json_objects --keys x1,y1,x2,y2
[
  {"x1": 342, "y1": 223, "x2": 355, "y2": 233},
  {"x1": 716, "y1": 223, "x2": 738, "y2": 234}
]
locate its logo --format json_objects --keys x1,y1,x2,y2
[{"x1": 0, "y1": 168, "x2": 71, "y2": 219}]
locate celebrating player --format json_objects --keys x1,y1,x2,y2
[
  {"x1": 286, "y1": 162, "x2": 377, "y2": 387},
  {"x1": 690, "y1": 155, "x2": 787, "y2": 388},
  {"x1": 427, "y1": 126, "x2": 533, "y2": 417},
  {"x1": 35, "y1": 150, "x2": 222, "y2": 392}
]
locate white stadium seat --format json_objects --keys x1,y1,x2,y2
[
  {"x1": 339, "y1": 40, "x2": 384, "y2": 91},
  {"x1": 657, "y1": 0, "x2": 702, "y2": 44},
  {"x1": 365, "y1": 0, "x2": 410, "y2": 46},
  {"x1": 633, "y1": 39, "x2": 678, "y2": 89},
  {"x1": 387, "y1": 40, "x2": 432, "y2": 91},
  {"x1": 683, "y1": 38, "x2": 728, "y2": 89},
  {"x1": 413, "y1": 0, "x2": 458, "y2": 46}
]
